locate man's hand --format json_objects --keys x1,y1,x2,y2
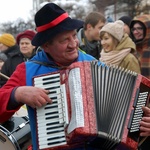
[
  {"x1": 140, "y1": 106, "x2": 150, "y2": 136},
  {"x1": 15, "y1": 86, "x2": 52, "y2": 108}
]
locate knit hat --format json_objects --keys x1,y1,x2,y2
[
  {"x1": 118, "y1": 16, "x2": 132, "y2": 28},
  {"x1": 100, "y1": 20, "x2": 124, "y2": 42},
  {"x1": 0, "y1": 52, "x2": 7, "y2": 62},
  {"x1": 16, "y1": 30, "x2": 36, "y2": 45},
  {"x1": 0, "y1": 33, "x2": 16, "y2": 47}
]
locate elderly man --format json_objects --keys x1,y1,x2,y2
[
  {"x1": 0, "y1": 3, "x2": 97, "y2": 150},
  {"x1": 0, "y1": 3, "x2": 149, "y2": 150}
]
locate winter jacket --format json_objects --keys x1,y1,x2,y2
[
  {"x1": 118, "y1": 34, "x2": 141, "y2": 73},
  {"x1": 0, "y1": 50, "x2": 36, "y2": 87},
  {"x1": 119, "y1": 52, "x2": 141, "y2": 73},
  {"x1": 3, "y1": 44, "x2": 19, "y2": 57},
  {"x1": 0, "y1": 50, "x2": 100, "y2": 150},
  {"x1": 100, "y1": 33, "x2": 141, "y2": 73},
  {"x1": 130, "y1": 14, "x2": 150, "y2": 79}
]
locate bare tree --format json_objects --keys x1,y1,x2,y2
[
  {"x1": 89, "y1": 0, "x2": 141, "y2": 18},
  {"x1": 0, "y1": 18, "x2": 35, "y2": 37},
  {"x1": 89, "y1": 0, "x2": 115, "y2": 13},
  {"x1": 0, "y1": 0, "x2": 147, "y2": 34},
  {"x1": 118, "y1": 0, "x2": 141, "y2": 17}
]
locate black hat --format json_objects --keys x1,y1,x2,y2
[
  {"x1": 119, "y1": 16, "x2": 132, "y2": 27},
  {"x1": 32, "y1": 3, "x2": 83, "y2": 46}
]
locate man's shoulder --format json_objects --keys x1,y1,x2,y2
[{"x1": 78, "y1": 50, "x2": 96, "y2": 60}]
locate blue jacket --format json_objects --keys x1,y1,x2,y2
[{"x1": 23, "y1": 50, "x2": 101, "y2": 150}]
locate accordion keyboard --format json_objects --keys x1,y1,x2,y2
[{"x1": 34, "y1": 73, "x2": 69, "y2": 149}]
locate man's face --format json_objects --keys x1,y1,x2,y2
[
  {"x1": 88, "y1": 20, "x2": 105, "y2": 41},
  {"x1": 131, "y1": 23, "x2": 144, "y2": 41},
  {"x1": 43, "y1": 30, "x2": 79, "y2": 66}
]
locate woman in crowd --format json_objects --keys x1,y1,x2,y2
[
  {"x1": 99, "y1": 20, "x2": 141, "y2": 73},
  {"x1": 0, "y1": 30, "x2": 36, "y2": 87}
]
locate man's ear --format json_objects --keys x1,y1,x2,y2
[
  {"x1": 87, "y1": 23, "x2": 92, "y2": 30},
  {"x1": 42, "y1": 42, "x2": 49, "y2": 52}
]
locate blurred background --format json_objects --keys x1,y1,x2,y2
[{"x1": 0, "y1": 0, "x2": 149, "y2": 36}]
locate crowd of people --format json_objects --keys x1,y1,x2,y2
[
  {"x1": 0, "y1": 30, "x2": 36, "y2": 87},
  {"x1": 0, "y1": 2, "x2": 149, "y2": 150}
]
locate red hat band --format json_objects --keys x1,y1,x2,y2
[{"x1": 36, "y1": 13, "x2": 68, "y2": 32}]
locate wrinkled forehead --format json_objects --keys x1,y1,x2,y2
[{"x1": 19, "y1": 38, "x2": 32, "y2": 43}]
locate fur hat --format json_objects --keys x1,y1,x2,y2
[
  {"x1": 32, "y1": 3, "x2": 83, "y2": 46},
  {"x1": 100, "y1": 20, "x2": 124, "y2": 42},
  {"x1": 119, "y1": 16, "x2": 132, "y2": 28},
  {"x1": 0, "y1": 33, "x2": 16, "y2": 47},
  {"x1": 16, "y1": 30, "x2": 36, "y2": 45}
]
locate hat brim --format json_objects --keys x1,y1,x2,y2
[{"x1": 32, "y1": 18, "x2": 83, "y2": 46}]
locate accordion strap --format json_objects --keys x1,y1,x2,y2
[{"x1": 29, "y1": 60, "x2": 68, "y2": 69}]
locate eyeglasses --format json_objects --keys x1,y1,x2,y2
[{"x1": 131, "y1": 27, "x2": 143, "y2": 32}]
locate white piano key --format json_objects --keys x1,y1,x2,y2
[
  {"x1": 40, "y1": 139, "x2": 66, "y2": 148},
  {"x1": 39, "y1": 136, "x2": 66, "y2": 145},
  {"x1": 37, "y1": 112, "x2": 59, "y2": 119},
  {"x1": 39, "y1": 141, "x2": 66, "y2": 149},
  {"x1": 38, "y1": 126, "x2": 64, "y2": 135},
  {"x1": 37, "y1": 113, "x2": 66, "y2": 122},
  {"x1": 38, "y1": 123, "x2": 64, "y2": 130},
  {"x1": 35, "y1": 83, "x2": 60, "y2": 89},
  {"x1": 35, "y1": 79, "x2": 60, "y2": 85},
  {"x1": 38, "y1": 131, "x2": 65, "y2": 140},
  {"x1": 37, "y1": 107, "x2": 59, "y2": 115},
  {"x1": 37, "y1": 117, "x2": 64, "y2": 124},
  {"x1": 34, "y1": 73, "x2": 60, "y2": 81},
  {"x1": 37, "y1": 105, "x2": 65, "y2": 115},
  {"x1": 37, "y1": 121, "x2": 64, "y2": 130}
]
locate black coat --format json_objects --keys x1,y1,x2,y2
[
  {"x1": 3, "y1": 45, "x2": 20, "y2": 58},
  {"x1": 0, "y1": 51, "x2": 36, "y2": 87}
]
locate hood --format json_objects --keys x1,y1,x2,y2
[
  {"x1": 77, "y1": 28, "x2": 85, "y2": 47},
  {"x1": 116, "y1": 33, "x2": 136, "y2": 53},
  {"x1": 130, "y1": 14, "x2": 150, "y2": 44}
]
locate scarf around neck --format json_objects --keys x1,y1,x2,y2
[
  {"x1": 100, "y1": 48, "x2": 131, "y2": 66},
  {"x1": 99, "y1": 33, "x2": 135, "y2": 66}
]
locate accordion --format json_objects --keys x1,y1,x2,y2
[{"x1": 33, "y1": 61, "x2": 150, "y2": 150}]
